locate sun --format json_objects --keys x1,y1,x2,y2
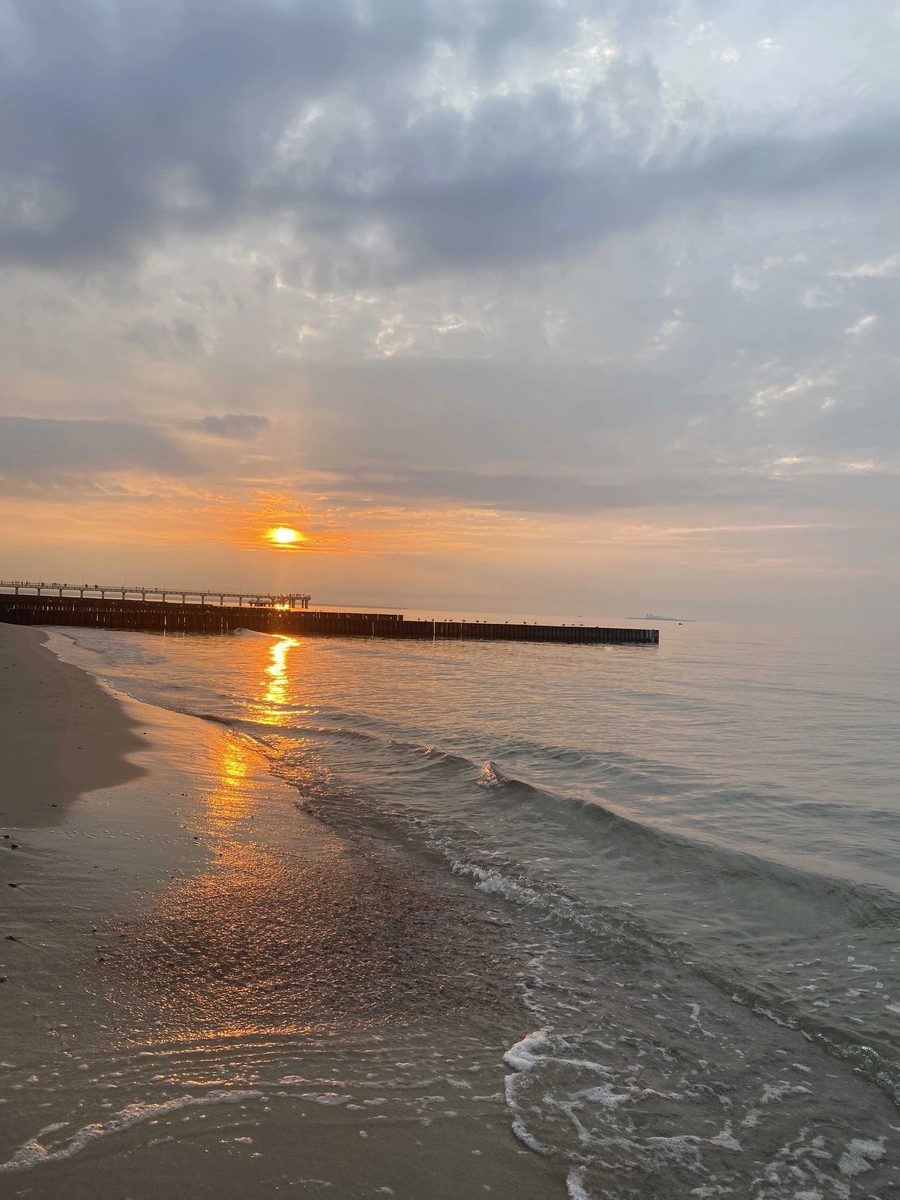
[{"x1": 267, "y1": 526, "x2": 305, "y2": 546}]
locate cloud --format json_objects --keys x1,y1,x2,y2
[
  {"x1": 0, "y1": 417, "x2": 197, "y2": 483},
  {"x1": 1, "y1": 0, "x2": 898, "y2": 280},
  {"x1": 192, "y1": 414, "x2": 271, "y2": 439},
  {"x1": 322, "y1": 465, "x2": 900, "y2": 514},
  {"x1": 124, "y1": 318, "x2": 203, "y2": 358},
  {"x1": 328, "y1": 466, "x2": 781, "y2": 512},
  {"x1": 0, "y1": 0, "x2": 576, "y2": 271}
]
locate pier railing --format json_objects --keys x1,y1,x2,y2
[{"x1": 0, "y1": 580, "x2": 310, "y2": 609}]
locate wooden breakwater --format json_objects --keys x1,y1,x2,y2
[{"x1": 0, "y1": 595, "x2": 659, "y2": 646}]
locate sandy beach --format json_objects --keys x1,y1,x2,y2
[
  {"x1": 0, "y1": 625, "x2": 146, "y2": 827},
  {"x1": 0, "y1": 628, "x2": 564, "y2": 1198}
]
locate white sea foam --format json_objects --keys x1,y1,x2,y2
[
  {"x1": 502, "y1": 1028, "x2": 553, "y2": 1071},
  {"x1": 450, "y1": 858, "x2": 545, "y2": 908},
  {"x1": 838, "y1": 1137, "x2": 885, "y2": 1176},
  {"x1": 0, "y1": 1090, "x2": 265, "y2": 1173},
  {"x1": 642, "y1": 1134, "x2": 703, "y2": 1164},
  {"x1": 709, "y1": 1123, "x2": 742, "y2": 1152},
  {"x1": 502, "y1": 1029, "x2": 557, "y2": 1155},
  {"x1": 760, "y1": 1082, "x2": 813, "y2": 1104},
  {"x1": 510, "y1": 1117, "x2": 551, "y2": 1155},
  {"x1": 579, "y1": 1083, "x2": 631, "y2": 1110},
  {"x1": 566, "y1": 1165, "x2": 591, "y2": 1199},
  {"x1": 476, "y1": 761, "x2": 507, "y2": 788}
]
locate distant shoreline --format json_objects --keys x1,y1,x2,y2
[{"x1": 627, "y1": 615, "x2": 696, "y2": 622}]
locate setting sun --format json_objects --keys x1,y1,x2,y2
[{"x1": 267, "y1": 526, "x2": 304, "y2": 546}]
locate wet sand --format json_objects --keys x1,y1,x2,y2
[
  {"x1": 0, "y1": 625, "x2": 146, "y2": 827},
  {"x1": 101, "y1": 838, "x2": 524, "y2": 1040},
  {"x1": 0, "y1": 628, "x2": 565, "y2": 1198}
]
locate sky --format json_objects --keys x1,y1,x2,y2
[{"x1": 1, "y1": 0, "x2": 898, "y2": 622}]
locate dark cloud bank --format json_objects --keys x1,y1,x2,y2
[
  {"x1": 0, "y1": 417, "x2": 195, "y2": 483},
  {"x1": 1, "y1": 0, "x2": 898, "y2": 278},
  {"x1": 192, "y1": 414, "x2": 271, "y2": 439}
]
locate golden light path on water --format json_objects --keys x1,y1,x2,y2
[
  {"x1": 199, "y1": 637, "x2": 301, "y2": 834},
  {"x1": 203, "y1": 732, "x2": 257, "y2": 832},
  {"x1": 263, "y1": 636, "x2": 297, "y2": 709}
]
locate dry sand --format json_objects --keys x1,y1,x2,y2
[{"x1": 0, "y1": 624, "x2": 146, "y2": 826}]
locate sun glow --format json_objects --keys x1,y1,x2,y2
[{"x1": 268, "y1": 526, "x2": 304, "y2": 546}]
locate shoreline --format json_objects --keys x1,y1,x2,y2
[
  {"x1": 0, "y1": 624, "x2": 147, "y2": 827},
  {"x1": 0, "y1": 626, "x2": 565, "y2": 1198},
  {"x1": 3, "y1": 624, "x2": 899, "y2": 1198}
]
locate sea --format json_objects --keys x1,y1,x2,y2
[{"x1": 3, "y1": 615, "x2": 900, "y2": 1197}]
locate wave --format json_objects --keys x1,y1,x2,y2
[
  {"x1": 0, "y1": 1090, "x2": 265, "y2": 1174},
  {"x1": 227, "y1": 709, "x2": 900, "y2": 928},
  {"x1": 218, "y1": 716, "x2": 900, "y2": 1101},
  {"x1": 477, "y1": 760, "x2": 508, "y2": 788}
]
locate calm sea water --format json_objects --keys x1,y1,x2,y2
[{"x1": 26, "y1": 617, "x2": 900, "y2": 1195}]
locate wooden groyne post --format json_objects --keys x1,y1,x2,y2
[{"x1": 0, "y1": 595, "x2": 659, "y2": 646}]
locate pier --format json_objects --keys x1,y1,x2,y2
[
  {"x1": 0, "y1": 579, "x2": 311, "y2": 608},
  {"x1": 0, "y1": 593, "x2": 658, "y2": 645}
]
